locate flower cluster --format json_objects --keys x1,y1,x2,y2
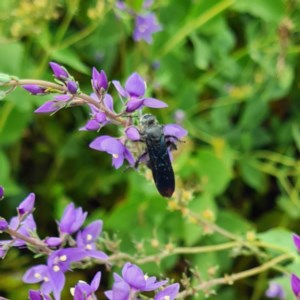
[
  {"x1": 22, "y1": 62, "x2": 187, "y2": 183},
  {"x1": 23, "y1": 62, "x2": 80, "y2": 114},
  {"x1": 0, "y1": 191, "x2": 180, "y2": 300},
  {"x1": 116, "y1": 0, "x2": 162, "y2": 44}
]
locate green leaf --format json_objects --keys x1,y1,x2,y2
[
  {"x1": 258, "y1": 228, "x2": 296, "y2": 255},
  {"x1": 277, "y1": 195, "x2": 300, "y2": 219},
  {"x1": 0, "y1": 73, "x2": 13, "y2": 85},
  {"x1": 239, "y1": 158, "x2": 267, "y2": 192},
  {"x1": 52, "y1": 49, "x2": 90, "y2": 74},
  {"x1": 0, "y1": 103, "x2": 32, "y2": 145},
  {"x1": 195, "y1": 148, "x2": 232, "y2": 195},
  {"x1": 233, "y1": 0, "x2": 285, "y2": 23},
  {"x1": 183, "y1": 193, "x2": 217, "y2": 246},
  {"x1": 217, "y1": 210, "x2": 253, "y2": 235},
  {"x1": 190, "y1": 34, "x2": 211, "y2": 70},
  {"x1": 0, "y1": 43, "x2": 24, "y2": 74}
]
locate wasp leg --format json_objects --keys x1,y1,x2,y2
[{"x1": 134, "y1": 151, "x2": 149, "y2": 168}]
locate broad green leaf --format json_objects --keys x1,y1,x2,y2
[
  {"x1": 258, "y1": 228, "x2": 296, "y2": 256},
  {"x1": 183, "y1": 192, "x2": 217, "y2": 246},
  {"x1": 239, "y1": 158, "x2": 267, "y2": 192},
  {"x1": 233, "y1": 0, "x2": 285, "y2": 23},
  {"x1": 195, "y1": 148, "x2": 232, "y2": 195},
  {"x1": 52, "y1": 49, "x2": 90, "y2": 74},
  {"x1": 0, "y1": 103, "x2": 32, "y2": 145}
]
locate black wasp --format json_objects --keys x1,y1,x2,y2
[{"x1": 134, "y1": 114, "x2": 180, "y2": 198}]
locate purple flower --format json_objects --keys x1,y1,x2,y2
[
  {"x1": 0, "y1": 218, "x2": 8, "y2": 231},
  {"x1": 29, "y1": 290, "x2": 52, "y2": 300},
  {"x1": 133, "y1": 13, "x2": 162, "y2": 44},
  {"x1": 72, "y1": 271, "x2": 101, "y2": 300},
  {"x1": 47, "y1": 248, "x2": 87, "y2": 273},
  {"x1": 0, "y1": 186, "x2": 4, "y2": 199},
  {"x1": 23, "y1": 265, "x2": 57, "y2": 299},
  {"x1": 89, "y1": 135, "x2": 134, "y2": 169},
  {"x1": 154, "y1": 283, "x2": 180, "y2": 300},
  {"x1": 22, "y1": 85, "x2": 47, "y2": 95},
  {"x1": 24, "y1": 248, "x2": 87, "y2": 300},
  {"x1": 265, "y1": 282, "x2": 285, "y2": 299},
  {"x1": 67, "y1": 80, "x2": 78, "y2": 94},
  {"x1": 10, "y1": 214, "x2": 37, "y2": 247},
  {"x1": 35, "y1": 95, "x2": 71, "y2": 114},
  {"x1": 92, "y1": 67, "x2": 108, "y2": 95},
  {"x1": 291, "y1": 274, "x2": 300, "y2": 298},
  {"x1": 105, "y1": 262, "x2": 168, "y2": 299},
  {"x1": 17, "y1": 192, "x2": 35, "y2": 216},
  {"x1": 58, "y1": 203, "x2": 87, "y2": 235},
  {"x1": 112, "y1": 73, "x2": 167, "y2": 112},
  {"x1": 76, "y1": 221, "x2": 108, "y2": 260},
  {"x1": 80, "y1": 94, "x2": 114, "y2": 131},
  {"x1": 49, "y1": 62, "x2": 69, "y2": 81}
]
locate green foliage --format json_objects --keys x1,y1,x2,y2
[{"x1": 1, "y1": 0, "x2": 300, "y2": 299}]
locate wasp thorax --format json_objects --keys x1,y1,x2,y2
[{"x1": 140, "y1": 114, "x2": 158, "y2": 128}]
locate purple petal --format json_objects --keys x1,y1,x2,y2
[
  {"x1": 95, "y1": 112, "x2": 107, "y2": 123},
  {"x1": 34, "y1": 101, "x2": 61, "y2": 114},
  {"x1": 88, "y1": 250, "x2": 108, "y2": 260},
  {"x1": 122, "y1": 263, "x2": 146, "y2": 290},
  {"x1": 125, "y1": 73, "x2": 145, "y2": 97},
  {"x1": 144, "y1": 278, "x2": 168, "y2": 291},
  {"x1": 0, "y1": 218, "x2": 8, "y2": 231},
  {"x1": 80, "y1": 120, "x2": 101, "y2": 131},
  {"x1": 58, "y1": 203, "x2": 87, "y2": 235},
  {"x1": 90, "y1": 272, "x2": 101, "y2": 292},
  {"x1": 92, "y1": 68, "x2": 108, "y2": 92},
  {"x1": 154, "y1": 283, "x2": 180, "y2": 300},
  {"x1": 112, "y1": 80, "x2": 128, "y2": 98},
  {"x1": 123, "y1": 148, "x2": 135, "y2": 166},
  {"x1": 54, "y1": 94, "x2": 71, "y2": 102},
  {"x1": 48, "y1": 269, "x2": 65, "y2": 300},
  {"x1": 44, "y1": 237, "x2": 62, "y2": 247},
  {"x1": 293, "y1": 234, "x2": 300, "y2": 251},
  {"x1": 104, "y1": 290, "x2": 113, "y2": 300},
  {"x1": 89, "y1": 136, "x2": 124, "y2": 155},
  {"x1": 163, "y1": 124, "x2": 187, "y2": 139},
  {"x1": 112, "y1": 154, "x2": 125, "y2": 169},
  {"x1": 67, "y1": 81, "x2": 78, "y2": 94},
  {"x1": 125, "y1": 127, "x2": 141, "y2": 141},
  {"x1": 143, "y1": 98, "x2": 168, "y2": 109},
  {"x1": 49, "y1": 62, "x2": 68, "y2": 80},
  {"x1": 125, "y1": 99, "x2": 144, "y2": 112},
  {"x1": 23, "y1": 265, "x2": 49, "y2": 283},
  {"x1": 17, "y1": 192, "x2": 35, "y2": 216},
  {"x1": 112, "y1": 281, "x2": 131, "y2": 300},
  {"x1": 103, "y1": 94, "x2": 114, "y2": 112},
  {"x1": 22, "y1": 85, "x2": 46, "y2": 95},
  {"x1": 291, "y1": 274, "x2": 300, "y2": 297},
  {"x1": 81, "y1": 220, "x2": 103, "y2": 242}
]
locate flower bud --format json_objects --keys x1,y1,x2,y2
[{"x1": 17, "y1": 193, "x2": 35, "y2": 216}]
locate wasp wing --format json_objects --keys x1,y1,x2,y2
[{"x1": 146, "y1": 136, "x2": 175, "y2": 198}]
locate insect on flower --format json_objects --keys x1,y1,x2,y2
[{"x1": 133, "y1": 114, "x2": 185, "y2": 198}]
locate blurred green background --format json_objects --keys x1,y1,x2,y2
[{"x1": 1, "y1": 0, "x2": 300, "y2": 299}]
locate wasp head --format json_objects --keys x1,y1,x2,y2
[{"x1": 139, "y1": 114, "x2": 158, "y2": 128}]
